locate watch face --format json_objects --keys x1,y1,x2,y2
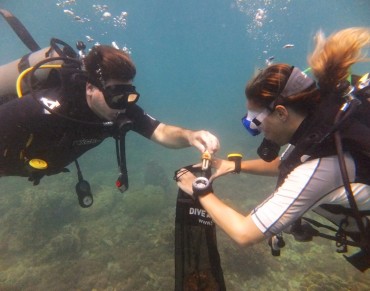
[{"x1": 192, "y1": 177, "x2": 210, "y2": 190}]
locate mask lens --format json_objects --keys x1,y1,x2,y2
[
  {"x1": 241, "y1": 108, "x2": 270, "y2": 136},
  {"x1": 127, "y1": 93, "x2": 139, "y2": 103},
  {"x1": 241, "y1": 115, "x2": 261, "y2": 136},
  {"x1": 103, "y1": 85, "x2": 140, "y2": 109}
]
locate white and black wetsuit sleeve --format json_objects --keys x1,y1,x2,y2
[
  {"x1": 125, "y1": 104, "x2": 161, "y2": 139},
  {"x1": 251, "y1": 153, "x2": 370, "y2": 236}
]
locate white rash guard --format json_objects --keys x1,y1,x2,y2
[{"x1": 251, "y1": 152, "x2": 370, "y2": 236}]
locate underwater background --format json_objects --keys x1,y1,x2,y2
[{"x1": 0, "y1": 0, "x2": 370, "y2": 290}]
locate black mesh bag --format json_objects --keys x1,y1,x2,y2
[{"x1": 174, "y1": 165, "x2": 226, "y2": 291}]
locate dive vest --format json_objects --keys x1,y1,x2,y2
[
  {"x1": 278, "y1": 76, "x2": 370, "y2": 187},
  {"x1": 274, "y1": 77, "x2": 370, "y2": 271}
]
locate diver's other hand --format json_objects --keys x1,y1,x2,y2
[
  {"x1": 175, "y1": 168, "x2": 196, "y2": 197},
  {"x1": 210, "y1": 158, "x2": 235, "y2": 181},
  {"x1": 189, "y1": 130, "x2": 220, "y2": 154}
]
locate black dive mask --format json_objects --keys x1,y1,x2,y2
[{"x1": 103, "y1": 84, "x2": 140, "y2": 109}]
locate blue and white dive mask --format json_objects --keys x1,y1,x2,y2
[
  {"x1": 241, "y1": 108, "x2": 270, "y2": 136},
  {"x1": 242, "y1": 66, "x2": 315, "y2": 136}
]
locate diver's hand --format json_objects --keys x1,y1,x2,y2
[
  {"x1": 189, "y1": 130, "x2": 220, "y2": 154},
  {"x1": 210, "y1": 158, "x2": 236, "y2": 182},
  {"x1": 175, "y1": 168, "x2": 196, "y2": 197},
  {"x1": 150, "y1": 124, "x2": 219, "y2": 153}
]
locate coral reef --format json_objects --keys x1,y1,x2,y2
[
  {"x1": 39, "y1": 224, "x2": 86, "y2": 262},
  {"x1": 144, "y1": 160, "x2": 170, "y2": 192},
  {"x1": 5, "y1": 185, "x2": 81, "y2": 249},
  {"x1": 121, "y1": 184, "x2": 170, "y2": 219},
  {"x1": 0, "y1": 168, "x2": 369, "y2": 290}
]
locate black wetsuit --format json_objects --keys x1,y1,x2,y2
[{"x1": 0, "y1": 87, "x2": 160, "y2": 179}]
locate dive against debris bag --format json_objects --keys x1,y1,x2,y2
[{"x1": 174, "y1": 165, "x2": 226, "y2": 291}]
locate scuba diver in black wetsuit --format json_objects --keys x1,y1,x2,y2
[{"x1": 0, "y1": 11, "x2": 220, "y2": 207}]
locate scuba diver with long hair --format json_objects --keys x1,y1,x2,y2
[
  {"x1": 176, "y1": 27, "x2": 370, "y2": 271},
  {"x1": 0, "y1": 42, "x2": 220, "y2": 206}
]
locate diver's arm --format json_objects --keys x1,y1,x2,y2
[
  {"x1": 150, "y1": 123, "x2": 191, "y2": 148},
  {"x1": 176, "y1": 169, "x2": 265, "y2": 246},
  {"x1": 199, "y1": 193, "x2": 265, "y2": 246},
  {"x1": 240, "y1": 157, "x2": 280, "y2": 176},
  {"x1": 211, "y1": 157, "x2": 280, "y2": 180},
  {"x1": 151, "y1": 123, "x2": 220, "y2": 153}
]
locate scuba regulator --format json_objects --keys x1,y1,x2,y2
[{"x1": 257, "y1": 138, "x2": 281, "y2": 162}]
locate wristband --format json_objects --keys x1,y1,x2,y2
[{"x1": 227, "y1": 153, "x2": 242, "y2": 174}]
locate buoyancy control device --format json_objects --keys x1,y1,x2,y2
[{"x1": 270, "y1": 74, "x2": 370, "y2": 272}]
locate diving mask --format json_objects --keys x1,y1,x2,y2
[
  {"x1": 103, "y1": 84, "x2": 140, "y2": 109},
  {"x1": 242, "y1": 66, "x2": 315, "y2": 136},
  {"x1": 241, "y1": 108, "x2": 270, "y2": 136}
]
